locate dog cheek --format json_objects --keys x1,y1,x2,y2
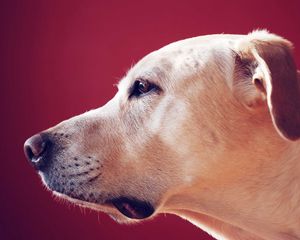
[{"x1": 148, "y1": 96, "x2": 189, "y2": 136}]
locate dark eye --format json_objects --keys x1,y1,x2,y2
[{"x1": 129, "y1": 79, "x2": 159, "y2": 98}]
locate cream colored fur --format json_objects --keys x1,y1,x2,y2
[{"x1": 41, "y1": 30, "x2": 300, "y2": 240}]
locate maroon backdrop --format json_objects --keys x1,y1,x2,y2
[{"x1": 1, "y1": 0, "x2": 299, "y2": 239}]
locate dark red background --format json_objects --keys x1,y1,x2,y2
[{"x1": 1, "y1": 0, "x2": 299, "y2": 239}]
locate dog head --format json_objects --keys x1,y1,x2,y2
[{"x1": 24, "y1": 30, "x2": 300, "y2": 223}]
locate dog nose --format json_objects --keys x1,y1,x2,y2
[{"x1": 24, "y1": 134, "x2": 51, "y2": 170}]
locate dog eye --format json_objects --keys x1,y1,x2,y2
[{"x1": 130, "y1": 79, "x2": 159, "y2": 98}]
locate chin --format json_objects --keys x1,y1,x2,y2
[{"x1": 51, "y1": 189, "x2": 156, "y2": 224}]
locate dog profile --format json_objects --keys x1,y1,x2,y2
[{"x1": 24, "y1": 30, "x2": 300, "y2": 240}]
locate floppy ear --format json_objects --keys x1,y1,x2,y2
[{"x1": 233, "y1": 31, "x2": 300, "y2": 141}]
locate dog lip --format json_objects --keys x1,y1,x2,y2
[{"x1": 109, "y1": 197, "x2": 154, "y2": 219}]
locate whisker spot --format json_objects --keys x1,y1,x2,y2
[{"x1": 88, "y1": 174, "x2": 100, "y2": 183}]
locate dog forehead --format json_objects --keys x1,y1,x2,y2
[{"x1": 118, "y1": 34, "x2": 242, "y2": 91}]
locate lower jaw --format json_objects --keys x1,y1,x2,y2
[
  {"x1": 52, "y1": 191, "x2": 155, "y2": 222},
  {"x1": 52, "y1": 191, "x2": 110, "y2": 211},
  {"x1": 41, "y1": 174, "x2": 155, "y2": 220}
]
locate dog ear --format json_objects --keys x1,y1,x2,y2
[{"x1": 233, "y1": 30, "x2": 300, "y2": 141}]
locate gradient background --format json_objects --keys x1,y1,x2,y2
[{"x1": 1, "y1": 0, "x2": 300, "y2": 239}]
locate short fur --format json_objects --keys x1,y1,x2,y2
[{"x1": 26, "y1": 30, "x2": 300, "y2": 240}]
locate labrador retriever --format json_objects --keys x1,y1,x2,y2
[{"x1": 24, "y1": 30, "x2": 300, "y2": 240}]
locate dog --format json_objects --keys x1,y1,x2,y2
[{"x1": 24, "y1": 30, "x2": 300, "y2": 240}]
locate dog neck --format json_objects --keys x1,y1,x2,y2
[{"x1": 164, "y1": 140, "x2": 300, "y2": 240}]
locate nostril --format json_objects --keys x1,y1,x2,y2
[
  {"x1": 24, "y1": 134, "x2": 46, "y2": 158},
  {"x1": 24, "y1": 144, "x2": 34, "y2": 161},
  {"x1": 24, "y1": 134, "x2": 51, "y2": 170}
]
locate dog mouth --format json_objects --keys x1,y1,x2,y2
[
  {"x1": 52, "y1": 185, "x2": 155, "y2": 220},
  {"x1": 52, "y1": 188, "x2": 155, "y2": 220},
  {"x1": 108, "y1": 197, "x2": 155, "y2": 219},
  {"x1": 41, "y1": 172, "x2": 155, "y2": 220}
]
